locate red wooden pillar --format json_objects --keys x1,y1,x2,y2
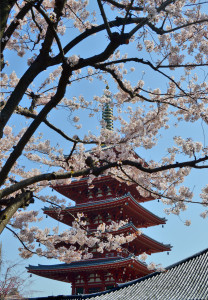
[
  {"x1": 84, "y1": 274, "x2": 89, "y2": 294},
  {"x1": 71, "y1": 279, "x2": 75, "y2": 295},
  {"x1": 100, "y1": 273, "x2": 105, "y2": 291}
]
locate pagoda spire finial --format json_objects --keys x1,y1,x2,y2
[{"x1": 102, "y1": 85, "x2": 113, "y2": 131}]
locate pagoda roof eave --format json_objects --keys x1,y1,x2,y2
[
  {"x1": 27, "y1": 256, "x2": 152, "y2": 283},
  {"x1": 52, "y1": 175, "x2": 155, "y2": 203},
  {"x1": 52, "y1": 221, "x2": 171, "y2": 255},
  {"x1": 27, "y1": 256, "x2": 149, "y2": 273},
  {"x1": 43, "y1": 193, "x2": 167, "y2": 226},
  {"x1": 115, "y1": 222, "x2": 171, "y2": 252}
]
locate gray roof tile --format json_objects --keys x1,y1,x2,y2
[
  {"x1": 43, "y1": 192, "x2": 167, "y2": 223},
  {"x1": 28, "y1": 248, "x2": 208, "y2": 300},
  {"x1": 27, "y1": 256, "x2": 137, "y2": 271},
  {"x1": 64, "y1": 248, "x2": 208, "y2": 300}
]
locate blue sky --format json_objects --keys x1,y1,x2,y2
[
  {"x1": 1, "y1": 3, "x2": 208, "y2": 297},
  {"x1": 1, "y1": 89, "x2": 208, "y2": 297}
]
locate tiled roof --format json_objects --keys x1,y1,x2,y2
[
  {"x1": 28, "y1": 249, "x2": 208, "y2": 300},
  {"x1": 43, "y1": 192, "x2": 166, "y2": 223},
  {"x1": 44, "y1": 194, "x2": 131, "y2": 210},
  {"x1": 117, "y1": 222, "x2": 171, "y2": 250},
  {"x1": 52, "y1": 175, "x2": 153, "y2": 203},
  {"x1": 77, "y1": 248, "x2": 208, "y2": 300},
  {"x1": 27, "y1": 256, "x2": 131, "y2": 271}
]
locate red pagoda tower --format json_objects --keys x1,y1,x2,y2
[
  {"x1": 28, "y1": 103, "x2": 171, "y2": 295},
  {"x1": 28, "y1": 174, "x2": 171, "y2": 295}
]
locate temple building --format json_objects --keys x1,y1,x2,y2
[
  {"x1": 28, "y1": 248, "x2": 208, "y2": 300},
  {"x1": 27, "y1": 102, "x2": 171, "y2": 295},
  {"x1": 27, "y1": 173, "x2": 171, "y2": 295}
]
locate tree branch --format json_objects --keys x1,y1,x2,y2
[
  {"x1": 119, "y1": 166, "x2": 206, "y2": 206},
  {"x1": 104, "y1": 0, "x2": 143, "y2": 11},
  {"x1": 97, "y1": 0, "x2": 112, "y2": 38},
  {"x1": 1, "y1": 155, "x2": 208, "y2": 201},
  {"x1": 6, "y1": 226, "x2": 36, "y2": 255},
  {"x1": 121, "y1": 0, "x2": 134, "y2": 34},
  {"x1": 33, "y1": 3, "x2": 65, "y2": 63},
  {"x1": 16, "y1": 107, "x2": 84, "y2": 144},
  {"x1": 93, "y1": 63, "x2": 187, "y2": 111},
  {"x1": 96, "y1": 57, "x2": 192, "y2": 102},
  {"x1": 1, "y1": 1, "x2": 34, "y2": 71},
  {"x1": 0, "y1": 0, "x2": 17, "y2": 40},
  {"x1": 0, "y1": 63, "x2": 72, "y2": 187},
  {"x1": 148, "y1": 18, "x2": 208, "y2": 35},
  {"x1": 0, "y1": 191, "x2": 33, "y2": 234},
  {"x1": 49, "y1": 17, "x2": 146, "y2": 66},
  {"x1": 0, "y1": 0, "x2": 66, "y2": 138}
]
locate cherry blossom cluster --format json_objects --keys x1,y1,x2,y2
[
  {"x1": 1, "y1": 0, "x2": 208, "y2": 266},
  {"x1": 16, "y1": 214, "x2": 137, "y2": 263}
]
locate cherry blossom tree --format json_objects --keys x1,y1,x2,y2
[
  {"x1": 0, "y1": 243, "x2": 30, "y2": 299},
  {"x1": 0, "y1": 0, "x2": 208, "y2": 262},
  {"x1": 0, "y1": 262, "x2": 24, "y2": 299}
]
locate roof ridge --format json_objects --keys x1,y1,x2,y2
[
  {"x1": 78, "y1": 247, "x2": 208, "y2": 298},
  {"x1": 165, "y1": 247, "x2": 208, "y2": 270}
]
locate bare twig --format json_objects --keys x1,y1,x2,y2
[
  {"x1": 121, "y1": 0, "x2": 134, "y2": 33},
  {"x1": 119, "y1": 166, "x2": 206, "y2": 206},
  {"x1": 97, "y1": 0, "x2": 112, "y2": 39},
  {"x1": 6, "y1": 226, "x2": 36, "y2": 255}
]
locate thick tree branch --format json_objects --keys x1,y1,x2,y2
[
  {"x1": 0, "y1": 0, "x2": 17, "y2": 40},
  {"x1": 97, "y1": 0, "x2": 112, "y2": 38},
  {"x1": 0, "y1": 191, "x2": 33, "y2": 234},
  {"x1": 49, "y1": 17, "x2": 146, "y2": 66},
  {"x1": 0, "y1": 63, "x2": 72, "y2": 187},
  {"x1": 0, "y1": 0, "x2": 66, "y2": 138},
  {"x1": 1, "y1": 155, "x2": 208, "y2": 201},
  {"x1": 68, "y1": 34, "x2": 131, "y2": 74}
]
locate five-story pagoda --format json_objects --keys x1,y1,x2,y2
[{"x1": 27, "y1": 103, "x2": 171, "y2": 295}]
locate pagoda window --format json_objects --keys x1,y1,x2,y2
[
  {"x1": 89, "y1": 273, "x2": 101, "y2": 283},
  {"x1": 75, "y1": 275, "x2": 84, "y2": 283},
  {"x1": 97, "y1": 188, "x2": 103, "y2": 197},
  {"x1": 106, "y1": 213, "x2": 112, "y2": 222},
  {"x1": 88, "y1": 190, "x2": 93, "y2": 199},
  {"x1": 85, "y1": 217, "x2": 90, "y2": 225},
  {"x1": 105, "y1": 272, "x2": 114, "y2": 282},
  {"x1": 94, "y1": 215, "x2": 102, "y2": 224},
  {"x1": 106, "y1": 186, "x2": 112, "y2": 196}
]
